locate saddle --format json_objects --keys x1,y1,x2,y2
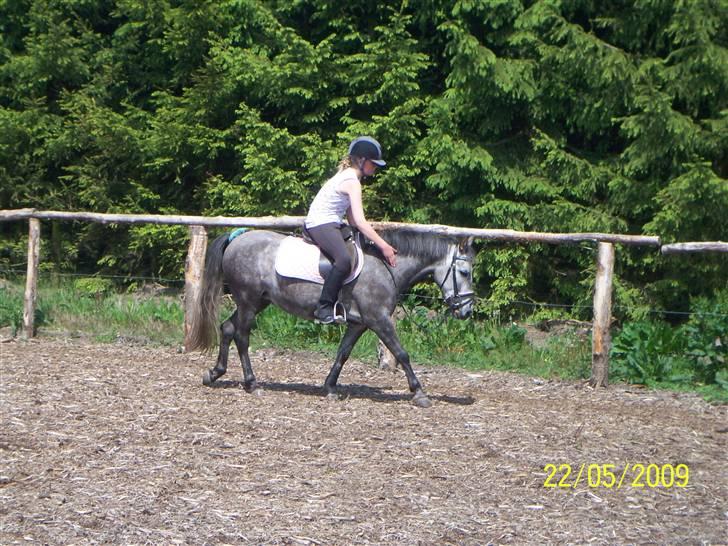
[{"x1": 274, "y1": 227, "x2": 365, "y2": 285}]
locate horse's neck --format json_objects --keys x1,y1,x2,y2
[{"x1": 391, "y1": 254, "x2": 439, "y2": 292}]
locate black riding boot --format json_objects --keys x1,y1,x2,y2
[{"x1": 314, "y1": 267, "x2": 349, "y2": 324}]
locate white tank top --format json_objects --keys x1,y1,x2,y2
[{"x1": 305, "y1": 168, "x2": 358, "y2": 228}]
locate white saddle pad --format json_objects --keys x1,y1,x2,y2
[{"x1": 274, "y1": 236, "x2": 364, "y2": 285}]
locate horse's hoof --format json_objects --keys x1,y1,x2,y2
[
  {"x1": 240, "y1": 378, "x2": 257, "y2": 392},
  {"x1": 202, "y1": 370, "x2": 215, "y2": 386},
  {"x1": 412, "y1": 392, "x2": 432, "y2": 408},
  {"x1": 244, "y1": 382, "x2": 263, "y2": 395},
  {"x1": 326, "y1": 392, "x2": 340, "y2": 402}
]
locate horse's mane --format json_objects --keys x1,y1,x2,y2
[{"x1": 372, "y1": 230, "x2": 456, "y2": 259}]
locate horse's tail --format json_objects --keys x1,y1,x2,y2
[{"x1": 187, "y1": 234, "x2": 230, "y2": 352}]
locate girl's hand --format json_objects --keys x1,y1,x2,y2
[{"x1": 381, "y1": 243, "x2": 397, "y2": 267}]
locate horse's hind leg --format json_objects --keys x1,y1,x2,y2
[
  {"x1": 203, "y1": 312, "x2": 237, "y2": 386},
  {"x1": 233, "y1": 308, "x2": 261, "y2": 393}
]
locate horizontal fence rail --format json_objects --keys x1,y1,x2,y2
[
  {"x1": 661, "y1": 242, "x2": 728, "y2": 254},
  {"x1": 1, "y1": 209, "x2": 661, "y2": 246},
  {"x1": 2, "y1": 208, "x2": 725, "y2": 389}
]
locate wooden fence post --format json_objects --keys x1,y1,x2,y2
[
  {"x1": 591, "y1": 242, "x2": 615, "y2": 387},
  {"x1": 184, "y1": 225, "x2": 208, "y2": 351},
  {"x1": 377, "y1": 341, "x2": 397, "y2": 369},
  {"x1": 377, "y1": 311, "x2": 400, "y2": 369},
  {"x1": 22, "y1": 218, "x2": 41, "y2": 339}
]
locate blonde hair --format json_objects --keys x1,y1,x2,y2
[{"x1": 337, "y1": 155, "x2": 363, "y2": 172}]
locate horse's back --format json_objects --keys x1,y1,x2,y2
[
  {"x1": 222, "y1": 230, "x2": 285, "y2": 286},
  {"x1": 221, "y1": 229, "x2": 402, "y2": 321},
  {"x1": 227, "y1": 229, "x2": 286, "y2": 250}
]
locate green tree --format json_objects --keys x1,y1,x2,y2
[{"x1": 0, "y1": 0, "x2": 725, "y2": 315}]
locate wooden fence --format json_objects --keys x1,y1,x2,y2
[{"x1": 3, "y1": 208, "x2": 727, "y2": 387}]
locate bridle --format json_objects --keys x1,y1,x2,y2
[
  {"x1": 381, "y1": 242, "x2": 476, "y2": 317},
  {"x1": 437, "y1": 250, "x2": 475, "y2": 314}
]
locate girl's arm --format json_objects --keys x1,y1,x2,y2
[{"x1": 342, "y1": 179, "x2": 397, "y2": 267}]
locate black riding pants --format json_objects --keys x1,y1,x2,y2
[{"x1": 305, "y1": 223, "x2": 352, "y2": 275}]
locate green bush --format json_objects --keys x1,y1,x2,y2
[
  {"x1": 611, "y1": 321, "x2": 689, "y2": 385},
  {"x1": 73, "y1": 277, "x2": 115, "y2": 298},
  {"x1": 611, "y1": 290, "x2": 727, "y2": 389},
  {"x1": 679, "y1": 291, "x2": 727, "y2": 385}
]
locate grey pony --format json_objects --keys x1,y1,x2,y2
[{"x1": 187, "y1": 229, "x2": 475, "y2": 408}]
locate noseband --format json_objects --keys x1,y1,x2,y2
[{"x1": 438, "y1": 252, "x2": 475, "y2": 313}]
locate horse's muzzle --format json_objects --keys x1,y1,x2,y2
[
  {"x1": 454, "y1": 305, "x2": 473, "y2": 320},
  {"x1": 446, "y1": 293, "x2": 475, "y2": 319}
]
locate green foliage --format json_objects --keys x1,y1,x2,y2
[
  {"x1": 611, "y1": 289, "x2": 728, "y2": 388},
  {"x1": 1, "y1": 0, "x2": 726, "y2": 316},
  {"x1": 0, "y1": 282, "x2": 24, "y2": 334},
  {"x1": 125, "y1": 223, "x2": 189, "y2": 280},
  {"x1": 611, "y1": 320, "x2": 689, "y2": 385},
  {"x1": 680, "y1": 291, "x2": 728, "y2": 385},
  {"x1": 0, "y1": 278, "x2": 185, "y2": 343},
  {"x1": 6, "y1": 279, "x2": 727, "y2": 401},
  {"x1": 253, "y1": 302, "x2": 590, "y2": 380},
  {"x1": 253, "y1": 303, "x2": 346, "y2": 348},
  {"x1": 73, "y1": 276, "x2": 114, "y2": 298}
]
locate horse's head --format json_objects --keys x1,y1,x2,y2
[{"x1": 433, "y1": 237, "x2": 475, "y2": 319}]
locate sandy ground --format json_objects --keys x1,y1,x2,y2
[{"x1": 1, "y1": 338, "x2": 726, "y2": 545}]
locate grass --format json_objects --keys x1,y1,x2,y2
[
  {"x1": 248, "y1": 301, "x2": 594, "y2": 381},
  {"x1": 2, "y1": 278, "x2": 591, "y2": 381},
  {"x1": 1, "y1": 278, "x2": 725, "y2": 403},
  {"x1": 0, "y1": 279, "x2": 184, "y2": 345}
]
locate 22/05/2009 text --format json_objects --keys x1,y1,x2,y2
[{"x1": 543, "y1": 463, "x2": 689, "y2": 489}]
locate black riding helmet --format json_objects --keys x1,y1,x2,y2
[{"x1": 348, "y1": 136, "x2": 386, "y2": 167}]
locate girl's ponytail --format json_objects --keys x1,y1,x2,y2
[{"x1": 337, "y1": 155, "x2": 353, "y2": 172}]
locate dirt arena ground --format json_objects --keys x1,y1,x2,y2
[{"x1": 1, "y1": 338, "x2": 726, "y2": 545}]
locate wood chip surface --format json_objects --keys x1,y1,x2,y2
[{"x1": 1, "y1": 338, "x2": 726, "y2": 545}]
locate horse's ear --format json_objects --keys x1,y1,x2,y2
[{"x1": 459, "y1": 236, "x2": 474, "y2": 251}]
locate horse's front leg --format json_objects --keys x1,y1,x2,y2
[
  {"x1": 325, "y1": 323, "x2": 367, "y2": 399},
  {"x1": 203, "y1": 312, "x2": 236, "y2": 386},
  {"x1": 369, "y1": 319, "x2": 432, "y2": 408}
]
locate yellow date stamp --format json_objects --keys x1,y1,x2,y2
[{"x1": 543, "y1": 463, "x2": 689, "y2": 489}]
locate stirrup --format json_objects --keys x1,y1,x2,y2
[{"x1": 333, "y1": 301, "x2": 347, "y2": 324}]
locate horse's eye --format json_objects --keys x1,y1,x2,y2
[{"x1": 458, "y1": 267, "x2": 471, "y2": 276}]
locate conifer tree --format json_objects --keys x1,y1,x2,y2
[{"x1": 1, "y1": 0, "x2": 725, "y2": 313}]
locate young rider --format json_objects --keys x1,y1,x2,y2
[{"x1": 304, "y1": 136, "x2": 397, "y2": 324}]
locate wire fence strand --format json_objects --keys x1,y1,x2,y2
[
  {"x1": 0, "y1": 267, "x2": 185, "y2": 285},
  {"x1": 2, "y1": 268, "x2": 725, "y2": 319}
]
